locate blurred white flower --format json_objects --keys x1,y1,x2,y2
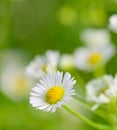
[
  {"x1": 0, "y1": 50, "x2": 33, "y2": 101},
  {"x1": 59, "y1": 54, "x2": 74, "y2": 70},
  {"x1": 0, "y1": 49, "x2": 27, "y2": 67},
  {"x1": 30, "y1": 71, "x2": 76, "y2": 112},
  {"x1": 74, "y1": 44, "x2": 115, "y2": 72},
  {"x1": 86, "y1": 75, "x2": 117, "y2": 107},
  {"x1": 45, "y1": 50, "x2": 60, "y2": 67},
  {"x1": 1, "y1": 66, "x2": 33, "y2": 101},
  {"x1": 80, "y1": 29, "x2": 110, "y2": 47},
  {"x1": 109, "y1": 14, "x2": 117, "y2": 33},
  {"x1": 25, "y1": 50, "x2": 60, "y2": 79}
]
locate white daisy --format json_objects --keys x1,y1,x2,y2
[
  {"x1": 0, "y1": 50, "x2": 33, "y2": 101},
  {"x1": 30, "y1": 71, "x2": 76, "y2": 112},
  {"x1": 109, "y1": 14, "x2": 117, "y2": 33},
  {"x1": 74, "y1": 44, "x2": 115, "y2": 71},
  {"x1": 80, "y1": 29, "x2": 110, "y2": 47},
  {"x1": 1, "y1": 66, "x2": 33, "y2": 101},
  {"x1": 25, "y1": 50, "x2": 60, "y2": 79},
  {"x1": 45, "y1": 50, "x2": 60, "y2": 68},
  {"x1": 86, "y1": 75, "x2": 117, "y2": 105},
  {"x1": 25, "y1": 56, "x2": 47, "y2": 79},
  {"x1": 59, "y1": 54, "x2": 74, "y2": 70}
]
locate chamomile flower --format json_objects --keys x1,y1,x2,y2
[
  {"x1": 25, "y1": 50, "x2": 60, "y2": 79},
  {"x1": 45, "y1": 50, "x2": 60, "y2": 67},
  {"x1": 59, "y1": 54, "x2": 74, "y2": 70},
  {"x1": 109, "y1": 14, "x2": 117, "y2": 33},
  {"x1": 74, "y1": 44, "x2": 115, "y2": 72},
  {"x1": 0, "y1": 50, "x2": 33, "y2": 101},
  {"x1": 1, "y1": 66, "x2": 33, "y2": 101},
  {"x1": 86, "y1": 75, "x2": 117, "y2": 105},
  {"x1": 80, "y1": 29, "x2": 110, "y2": 47},
  {"x1": 30, "y1": 71, "x2": 76, "y2": 112}
]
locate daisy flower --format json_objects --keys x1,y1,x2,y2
[
  {"x1": 59, "y1": 54, "x2": 74, "y2": 70},
  {"x1": 1, "y1": 66, "x2": 33, "y2": 101},
  {"x1": 86, "y1": 75, "x2": 117, "y2": 106},
  {"x1": 80, "y1": 29, "x2": 110, "y2": 47},
  {"x1": 109, "y1": 14, "x2": 117, "y2": 33},
  {"x1": 74, "y1": 44, "x2": 115, "y2": 72},
  {"x1": 0, "y1": 50, "x2": 33, "y2": 101},
  {"x1": 25, "y1": 50, "x2": 60, "y2": 79},
  {"x1": 30, "y1": 71, "x2": 76, "y2": 112},
  {"x1": 45, "y1": 50, "x2": 60, "y2": 68}
]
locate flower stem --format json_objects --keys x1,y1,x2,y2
[
  {"x1": 74, "y1": 96, "x2": 112, "y2": 124},
  {"x1": 63, "y1": 105, "x2": 113, "y2": 130},
  {"x1": 93, "y1": 65, "x2": 106, "y2": 78}
]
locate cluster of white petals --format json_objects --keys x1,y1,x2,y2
[
  {"x1": 86, "y1": 75, "x2": 117, "y2": 105},
  {"x1": 26, "y1": 50, "x2": 60, "y2": 79}
]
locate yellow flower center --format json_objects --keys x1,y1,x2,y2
[
  {"x1": 45, "y1": 86, "x2": 64, "y2": 104},
  {"x1": 96, "y1": 86, "x2": 109, "y2": 96},
  {"x1": 14, "y1": 76, "x2": 29, "y2": 96},
  {"x1": 88, "y1": 53, "x2": 102, "y2": 65},
  {"x1": 42, "y1": 65, "x2": 47, "y2": 73}
]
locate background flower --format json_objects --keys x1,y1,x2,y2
[
  {"x1": 80, "y1": 29, "x2": 110, "y2": 47},
  {"x1": 74, "y1": 44, "x2": 115, "y2": 72},
  {"x1": 109, "y1": 14, "x2": 117, "y2": 33},
  {"x1": 59, "y1": 54, "x2": 74, "y2": 70},
  {"x1": 0, "y1": 50, "x2": 33, "y2": 101},
  {"x1": 25, "y1": 50, "x2": 60, "y2": 79},
  {"x1": 86, "y1": 75, "x2": 117, "y2": 106}
]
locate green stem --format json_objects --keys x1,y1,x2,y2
[
  {"x1": 109, "y1": 97, "x2": 117, "y2": 115},
  {"x1": 74, "y1": 96, "x2": 112, "y2": 124},
  {"x1": 93, "y1": 65, "x2": 106, "y2": 78},
  {"x1": 63, "y1": 105, "x2": 113, "y2": 130}
]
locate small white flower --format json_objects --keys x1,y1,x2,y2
[
  {"x1": 109, "y1": 14, "x2": 117, "y2": 33},
  {"x1": 86, "y1": 75, "x2": 117, "y2": 105},
  {"x1": 74, "y1": 44, "x2": 115, "y2": 71},
  {"x1": 45, "y1": 50, "x2": 60, "y2": 68},
  {"x1": 25, "y1": 50, "x2": 60, "y2": 79},
  {"x1": 80, "y1": 29, "x2": 110, "y2": 47},
  {"x1": 1, "y1": 66, "x2": 33, "y2": 101},
  {"x1": 25, "y1": 56, "x2": 46, "y2": 78},
  {"x1": 59, "y1": 54, "x2": 74, "y2": 70},
  {"x1": 30, "y1": 71, "x2": 76, "y2": 112},
  {"x1": 0, "y1": 50, "x2": 33, "y2": 101}
]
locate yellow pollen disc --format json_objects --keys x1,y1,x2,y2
[
  {"x1": 42, "y1": 65, "x2": 47, "y2": 73},
  {"x1": 14, "y1": 76, "x2": 29, "y2": 95},
  {"x1": 96, "y1": 86, "x2": 108, "y2": 96},
  {"x1": 88, "y1": 53, "x2": 102, "y2": 65},
  {"x1": 46, "y1": 86, "x2": 64, "y2": 104}
]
